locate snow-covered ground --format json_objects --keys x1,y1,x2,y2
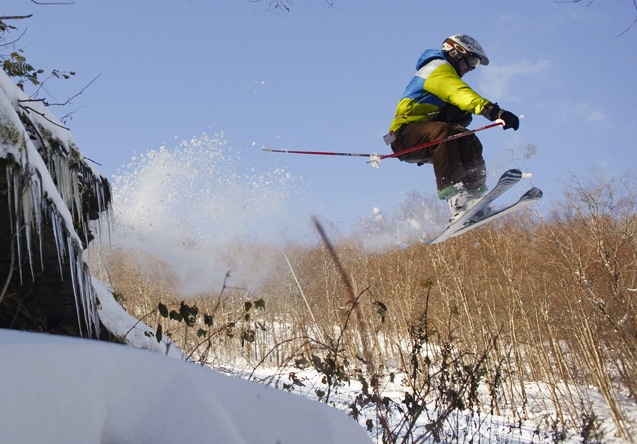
[
  {"x1": 3, "y1": 291, "x2": 636, "y2": 444},
  {"x1": 74, "y1": 283, "x2": 637, "y2": 442},
  {"x1": 0, "y1": 325, "x2": 372, "y2": 444},
  {"x1": 245, "y1": 363, "x2": 637, "y2": 443}
]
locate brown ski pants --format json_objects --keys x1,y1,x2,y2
[{"x1": 390, "y1": 121, "x2": 486, "y2": 199}]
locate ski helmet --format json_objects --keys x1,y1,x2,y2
[{"x1": 441, "y1": 34, "x2": 489, "y2": 66}]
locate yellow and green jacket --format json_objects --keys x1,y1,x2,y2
[{"x1": 389, "y1": 49, "x2": 491, "y2": 133}]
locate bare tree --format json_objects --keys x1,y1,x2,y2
[
  {"x1": 557, "y1": 0, "x2": 637, "y2": 36},
  {"x1": 248, "y1": 0, "x2": 334, "y2": 12}
]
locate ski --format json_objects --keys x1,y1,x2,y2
[
  {"x1": 447, "y1": 187, "x2": 543, "y2": 240},
  {"x1": 425, "y1": 169, "x2": 522, "y2": 245}
]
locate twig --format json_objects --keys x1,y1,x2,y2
[
  {"x1": 276, "y1": 245, "x2": 324, "y2": 344},
  {"x1": 21, "y1": 74, "x2": 101, "y2": 108},
  {"x1": 51, "y1": 74, "x2": 100, "y2": 106},
  {"x1": 30, "y1": 1, "x2": 76, "y2": 5},
  {"x1": 0, "y1": 27, "x2": 28, "y2": 47},
  {"x1": 18, "y1": 104, "x2": 69, "y2": 131},
  {"x1": 312, "y1": 217, "x2": 377, "y2": 375},
  {"x1": 0, "y1": 14, "x2": 34, "y2": 21}
]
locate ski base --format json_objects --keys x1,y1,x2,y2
[
  {"x1": 446, "y1": 187, "x2": 543, "y2": 240},
  {"x1": 425, "y1": 169, "x2": 523, "y2": 245}
]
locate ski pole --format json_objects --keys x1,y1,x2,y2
[
  {"x1": 375, "y1": 120, "x2": 504, "y2": 161},
  {"x1": 262, "y1": 147, "x2": 374, "y2": 157},
  {"x1": 262, "y1": 120, "x2": 504, "y2": 160}
]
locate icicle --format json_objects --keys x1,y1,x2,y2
[
  {"x1": 71, "y1": 235, "x2": 100, "y2": 338},
  {"x1": 22, "y1": 190, "x2": 34, "y2": 279},
  {"x1": 6, "y1": 151, "x2": 105, "y2": 338},
  {"x1": 51, "y1": 204, "x2": 99, "y2": 338},
  {"x1": 86, "y1": 177, "x2": 113, "y2": 249},
  {"x1": 1, "y1": 81, "x2": 110, "y2": 338},
  {"x1": 50, "y1": 206, "x2": 66, "y2": 277},
  {"x1": 65, "y1": 231, "x2": 83, "y2": 337},
  {"x1": 47, "y1": 149, "x2": 106, "y2": 337},
  {"x1": 74, "y1": 257, "x2": 89, "y2": 337},
  {"x1": 7, "y1": 164, "x2": 25, "y2": 284},
  {"x1": 21, "y1": 170, "x2": 41, "y2": 281},
  {"x1": 81, "y1": 259, "x2": 100, "y2": 338},
  {"x1": 33, "y1": 177, "x2": 45, "y2": 272}
]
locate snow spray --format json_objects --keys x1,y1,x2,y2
[{"x1": 109, "y1": 133, "x2": 310, "y2": 295}]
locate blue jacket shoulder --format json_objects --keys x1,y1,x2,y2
[{"x1": 416, "y1": 49, "x2": 446, "y2": 70}]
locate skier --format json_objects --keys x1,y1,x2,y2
[{"x1": 386, "y1": 34, "x2": 520, "y2": 222}]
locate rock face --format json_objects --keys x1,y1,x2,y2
[{"x1": 0, "y1": 70, "x2": 111, "y2": 338}]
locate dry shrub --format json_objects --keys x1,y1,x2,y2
[{"x1": 102, "y1": 174, "x2": 637, "y2": 440}]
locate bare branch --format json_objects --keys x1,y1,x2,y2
[
  {"x1": 0, "y1": 14, "x2": 33, "y2": 35},
  {"x1": 248, "y1": 0, "x2": 334, "y2": 12},
  {"x1": 30, "y1": 0, "x2": 76, "y2": 5},
  {"x1": 18, "y1": 104, "x2": 70, "y2": 130},
  {"x1": 50, "y1": 73, "x2": 100, "y2": 106},
  {"x1": 0, "y1": 15, "x2": 34, "y2": 21},
  {"x1": 619, "y1": 0, "x2": 637, "y2": 36},
  {"x1": 18, "y1": 73, "x2": 99, "y2": 126},
  {"x1": 555, "y1": 0, "x2": 637, "y2": 35},
  {"x1": 0, "y1": 27, "x2": 27, "y2": 48}
]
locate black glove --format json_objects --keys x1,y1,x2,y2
[
  {"x1": 481, "y1": 102, "x2": 519, "y2": 131},
  {"x1": 498, "y1": 110, "x2": 519, "y2": 131},
  {"x1": 482, "y1": 102, "x2": 501, "y2": 121}
]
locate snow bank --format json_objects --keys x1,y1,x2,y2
[
  {"x1": 94, "y1": 277, "x2": 187, "y2": 361},
  {"x1": 0, "y1": 328, "x2": 371, "y2": 443}
]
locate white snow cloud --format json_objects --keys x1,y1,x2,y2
[{"x1": 110, "y1": 134, "x2": 311, "y2": 295}]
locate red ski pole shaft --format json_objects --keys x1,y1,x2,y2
[
  {"x1": 263, "y1": 120, "x2": 503, "y2": 160},
  {"x1": 377, "y1": 121, "x2": 503, "y2": 160},
  {"x1": 263, "y1": 148, "x2": 372, "y2": 157}
]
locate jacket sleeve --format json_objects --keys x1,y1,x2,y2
[{"x1": 424, "y1": 63, "x2": 491, "y2": 115}]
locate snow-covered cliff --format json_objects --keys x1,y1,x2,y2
[{"x1": 0, "y1": 69, "x2": 110, "y2": 337}]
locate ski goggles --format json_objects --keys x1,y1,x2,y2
[{"x1": 466, "y1": 55, "x2": 481, "y2": 70}]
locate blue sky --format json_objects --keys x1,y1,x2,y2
[{"x1": 3, "y1": 0, "x2": 637, "y2": 237}]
